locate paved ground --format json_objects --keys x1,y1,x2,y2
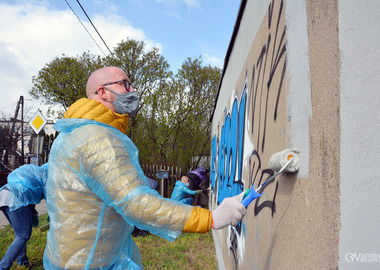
[{"x1": 0, "y1": 199, "x2": 48, "y2": 229}]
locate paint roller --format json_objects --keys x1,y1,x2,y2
[{"x1": 241, "y1": 149, "x2": 300, "y2": 208}]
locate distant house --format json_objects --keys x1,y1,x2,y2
[{"x1": 0, "y1": 117, "x2": 56, "y2": 167}]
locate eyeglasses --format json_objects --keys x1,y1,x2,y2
[{"x1": 102, "y1": 79, "x2": 131, "y2": 92}]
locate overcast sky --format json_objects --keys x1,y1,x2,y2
[{"x1": 0, "y1": 0, "x2": 240, "y2": 120}]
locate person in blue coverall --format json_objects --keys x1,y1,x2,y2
[
  {"x1": 0, "y1": 164, "x2": 48, "y2": 269},
  {"x1": 170, "y1": 175, "x2": 202, "y2": 205},
  {"x1": 4, "y1": 67, "x2": 247, "y2": 269}
]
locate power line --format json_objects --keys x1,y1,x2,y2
[
  {"x1": 0, "y1": 103, "x2": 18, "y2": 110},
  {"x1": 76, "y1": 0, "x2": 114, "y2": 57},
  {"x1": 64, "y1": 0, "x2": 107, "y2": 57}
]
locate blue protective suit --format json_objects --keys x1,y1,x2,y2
[
  {"x1": 0, "y1": 164, "x2": 48, "y2": 211},
  {"x1": 170, "y1": 181, "x2": 197, "y2": 204},
  {"x1": 41, "y1": 98, "x2": 193, "y2": 269}
]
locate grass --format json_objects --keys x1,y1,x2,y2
[
  {"x1": 0, "y1": 214, "x2": 218, "y2": 269},
  {"x1": 136, "y1": 232, "x2": 217, "y2": 269}
]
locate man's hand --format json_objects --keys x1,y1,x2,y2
[{"x1": 212, "y1": 192, "x2": 247, "y2": 229}]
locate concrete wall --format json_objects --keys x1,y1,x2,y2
[
  {"x1": 339, "y1": 1, "x2": 380, "y2": 269},
  {"x1": 210, "y1": 0, "x2": 380, "y2": 269}
]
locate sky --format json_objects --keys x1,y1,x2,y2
[{"x1": 0, "y1": 0, "x2": 241, "y2": 120}]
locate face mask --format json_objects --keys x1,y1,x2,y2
[{"x1": 104, "y1": 86, "x2": 140, "y2": 117}]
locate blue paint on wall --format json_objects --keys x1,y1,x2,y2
[{"x1": 211, "y1": 84, "x2": 247, "y2": 204}]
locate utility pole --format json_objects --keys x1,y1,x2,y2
[
  {"x1": 4, "y1": 96, "x2": 23, "y2": 168},
  {"x1": 21, "y1": 96, "x2": 24, "y2": 164},
  {"x1": 10, "y1": 96, "x2": 23, "y2": 167}
]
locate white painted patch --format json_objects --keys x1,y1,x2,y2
[{"x1": 285, "y1": 0, "x2": 312, "y2": 177}]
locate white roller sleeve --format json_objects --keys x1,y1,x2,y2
[{"x1": 269, "y1": 149, "x2": 300, "y2": 172}]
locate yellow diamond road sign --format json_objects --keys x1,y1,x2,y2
[{"x1": 29, "y1": 110, "x2": 47, "y2": 134}]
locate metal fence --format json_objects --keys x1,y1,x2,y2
[{"x1": 141, "y1": 164, "x2": 184, "y2": 198}]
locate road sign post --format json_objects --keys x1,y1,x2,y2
[
  {"x1": 29, "y1": 110, "x2": 47, "y2": 166},
  {"x1": 157, "y1": 170, "x2": 169, "y2": 197}
]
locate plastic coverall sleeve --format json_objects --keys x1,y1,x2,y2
[
  {"x1": 5, "y1": 163, "x2": 48, "y2": 211},
  {"x1": 182, "y1": 186, "x2": 197, "y2": 196},
  {"x1": 76, "y1": 126, "x2": 193, "y2": 241},
  {"x1": 170, "y1": 182, "x2": 196, "y2": 201}
]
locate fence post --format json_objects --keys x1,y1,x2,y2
[
  {"x1": 159, "y1": 165, "x2": 164, "y2": 197},
  {"x1": 141, "y1": 164, "x2": 186, "y2": 198}
]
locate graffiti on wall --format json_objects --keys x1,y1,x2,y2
[
  {"x1": 211, "y1": 90, "x2": 247, "y2": 205},
  {"x1": 211, "y1": 0, "x2": 287, "y2": 267}
]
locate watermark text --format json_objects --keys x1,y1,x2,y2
[{"x1": 345, "y1": 252, "x2": 380, "y2": 263}]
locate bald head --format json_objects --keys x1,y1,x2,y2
[
  {"x1": 86, "y1": 66, "x2": 127, "y2": 98},
  {"x1": 85, "y1": 66, "x2": 133, "y2": 112}
]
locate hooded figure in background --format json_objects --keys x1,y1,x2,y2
[
  {"x1": 184, "y1": 167, "x2": 210, "y2": 208},
  {"x1": 8, "y1": 67, "x2": 247, "y2": 269}
]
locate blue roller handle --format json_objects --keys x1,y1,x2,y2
[
  {"x1": 241, "y1": 159, "x2": 293, "y2": 208},
  {"x1": 241, "y1": 187, "x2": 263, "y2": 208}
]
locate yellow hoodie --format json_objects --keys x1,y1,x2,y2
[
  {"x1": 44, "y1": 98, "x2": 212, "y2": 268},
  {"x1": 63, "y1": 98, "x2": 211, "y2": 233}
]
